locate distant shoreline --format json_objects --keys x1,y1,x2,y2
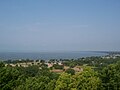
[{"x1": 0, "y1": 51, "x2": 110, "y2": 61}]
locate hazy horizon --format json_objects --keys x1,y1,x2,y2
[{"x1": 0, "y1": 0, "x2": 120, "y2": 52}]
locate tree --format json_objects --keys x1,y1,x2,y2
[
  {"x1": 65, "y1": 68, "x2": 75, "y2": 75},
  {"x1": 100, "y1": 61, "x2": 120, "y2": 90},
  {"x1": 53, "y1": 64, "x2": 64, "y2": 70},
  {"x1": 55, "y1": 73, "x2": 71, "y2": 90},
  {"x1": 39, "y1": 63, "x2": 48, "y2": 69},
  {"x1": 46, "y1": 79, "x2": 56, "y2": 90},
  {"x1": 69, "y1": 67, "x2": 102, "y2": 90},
  {"x1": 24, "y1": 65, "x2": 39, "y2": 77},
  {"x1": 0, "y1": 61, "x2": 5, "y2": 67},
  {"x1": 40, "y1": 60, "x2": 45, "y2": 64},
  {"x1": 17, "y1": 76, "x2": 50, "y2": 90},
  {"x1": 0, "y1": 66, "x2": 22, "y2": 90}
]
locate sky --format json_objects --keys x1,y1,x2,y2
[{"x1": 0, "y1": 0, "x2": 120, "y2": 52}]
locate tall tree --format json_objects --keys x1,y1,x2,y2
[
  {"x1": 100, "y1": 61, "x2": 120, "y2": 90},
  {"x1": 70, "y1": 67, "x2": 101, "y2": 90},
  {"x1": 55, "y1": 73, "x2": 71, "y2": 90}
]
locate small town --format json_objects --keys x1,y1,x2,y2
[{"x1": 3, "y1": 53, "x2": 120, "y2": 73}]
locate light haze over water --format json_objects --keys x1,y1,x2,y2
[{"x1": 0, "y1": 51, "x2": 107, "y2": 60}]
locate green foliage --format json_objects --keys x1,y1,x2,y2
[
  {"x1": 39, "y1": 63, "x2": 48, "y2": 69},
  {"x1": 53, "y1": 64, "x2": 64, "y2": 70},
  {"x1": 65, "y1": 68, "x2": 75, "y2": 75},
  {"x1": 0, "y1": 61, "x2": 5, "y2": 67},
  {"x1": 23, "y1": 76, "x2": 50, "y2": 90},
  {"x1": 0, "y1": 66, "x2": 22, "y2": 90},
  {"x1": 40, "y1": 60, "x2": 45, "y2": 64},
  {"x1": 1, "y1": 57, "x2": 120, "y2": 90},
  {"x1": 46, "y1": 79, "x2": 56, "y2": 90},
  {"x1": 23, "y1": 65, "x2": 39, "y2": 77},
  {"x1": 69, "y1": 67, "x2": 102, "y2": 90},
  {"x1": 55, "y1": 72, "x2": 71, "y2": 90},
  {"x1": 63, "y1": 56, "x2": 120, "y2": 69},
  {"x1": 100, "y1": 61, "x2": 120, "y2": 90},
  {"x1": 55, "y1": 67, "x2": 101, "y2": 90}
]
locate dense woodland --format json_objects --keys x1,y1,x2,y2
[{"x1": 0, "y1": 56, "x2": 120, "y2": 90}]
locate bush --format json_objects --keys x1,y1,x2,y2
[{"x1": 65, "y1": 68, "x2": 75, "y2": 75}]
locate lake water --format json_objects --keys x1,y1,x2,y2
[{"x1": 0, "y1": 51, "x2": 107, "y2": 60}]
